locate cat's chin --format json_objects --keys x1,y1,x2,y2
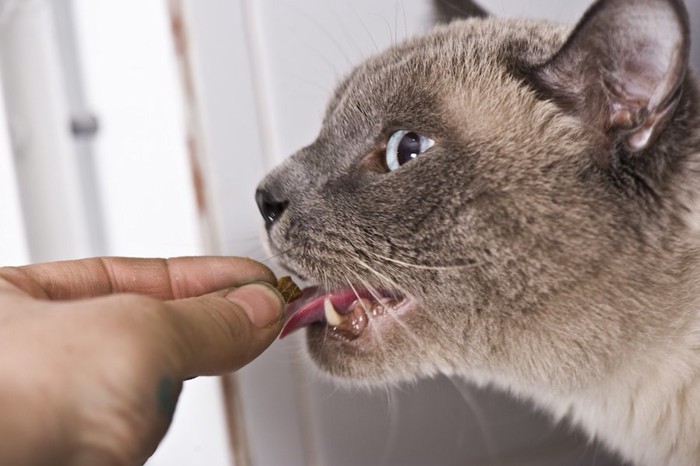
[
  {"x1": 303, "y1": 320, "x2": 450, "y2": 388},
  {"x1": 304, "y1": 299, "x2": 440, "y2": 384}
]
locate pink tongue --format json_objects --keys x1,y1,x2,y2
[{"x1": 279, "y1": 287, "x2": 374, "y2": 338}]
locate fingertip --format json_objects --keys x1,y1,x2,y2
[
  {"x1": 225, "y1": 282, "x2": 284, "y2": 329},
  {"x1": 238, "y1": 257, "x2": 278, "y2": 286}
]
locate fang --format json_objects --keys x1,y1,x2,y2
[{"x1": 324, "y1": 296, "x2": 346, "y2": 326}]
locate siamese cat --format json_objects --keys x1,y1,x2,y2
[{"x1": 255, "y1": 0, "x2": 700, "y2": 464}]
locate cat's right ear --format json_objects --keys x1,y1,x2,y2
[
  {"x1": 433, "y1": 0, "x2": 488, "y2": 24},
  {"x1": 532, "y1": 0, "x2": 690, "y2": 156}
]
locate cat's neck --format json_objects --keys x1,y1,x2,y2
[
  {"x1": 522, "y1": 290, "x2": 700, "y2": 466},
  {"x1": 565, "y1": 319, "x2": 700, "y2": 466},
  {"x1": 466, "y1": 255, "x2": 700, "y2": 465}
]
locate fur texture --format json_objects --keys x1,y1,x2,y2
[{"x1": 256, "y1": 0, "x2": 700, "y2": 464}]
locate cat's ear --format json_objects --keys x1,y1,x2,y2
[
  {"x1": 533, "y1": 0, "x2": 689, "y2": 153},
  {"x1": 433, "y1": 0, "x2": 488, "y2": 24}
]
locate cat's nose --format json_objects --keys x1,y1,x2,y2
[{"x1": 255, "y1": 188, "x2": 289, "y2": 227}]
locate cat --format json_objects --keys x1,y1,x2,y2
[{"x1": 255, "y1": 0, "x2": 700, "y2": 464}]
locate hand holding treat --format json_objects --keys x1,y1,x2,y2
[{"x1": 0, "y1": 256, "x2": 284, "y2": 466}]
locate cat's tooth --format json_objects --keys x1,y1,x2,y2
[{"x1": 324, "y1": 296, "x2": 346, "y2": 326}]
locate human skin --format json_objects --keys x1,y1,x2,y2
[{"x1": 0, "y1": 256, "x2": 284, "y2": 466}]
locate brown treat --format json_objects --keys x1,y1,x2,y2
[{"x1": 276, "y1": 276, "x2": 302, "y2": 303}]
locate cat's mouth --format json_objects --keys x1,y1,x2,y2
[{"x1": 279, "y1": 286, "x2": 412, "y2": 340}]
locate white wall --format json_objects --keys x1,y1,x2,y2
[
  {"x1": 0, "y1": 68, "x2": 28, "y2": 266},
  {"x1": 72, "y1": 0, "x2": 201, "y2": 258}
]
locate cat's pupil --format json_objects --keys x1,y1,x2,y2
[
  {"x1": 397, "y1": 132, "x2": 421, "y2": 166},
  {"x1": 385, "y1": 130, "x2": 434, "y2": 172}
]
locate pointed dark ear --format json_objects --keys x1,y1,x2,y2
[
  {"x1": 533, "y1": 0, "x2": 689, "y2": 153},
  {"x1": 433, "y1": 0, "x2": 488, "y2": 24}
]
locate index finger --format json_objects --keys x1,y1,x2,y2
[{"x1": 0, "y1": 256, "x2": 276, "y2": 300}]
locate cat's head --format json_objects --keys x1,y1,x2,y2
[{"x1": 256, "y1": 0, "x2": 699, "y2": 391}]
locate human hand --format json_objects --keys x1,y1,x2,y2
[{"x1": 0, "y1": 256, "x2": 284, "y2": 466}]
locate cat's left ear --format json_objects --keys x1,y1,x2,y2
[{"x1": 533, "y1": 0, "x2": 690, "y2": 153}]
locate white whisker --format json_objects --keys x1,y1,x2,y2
[
  {"x1": 354, "y1": 256, "x2": 402, "y2": 293},
  {"x1": 369, "y1": 13, "x2": 396, "y2": 48},
  {"x1": 355, "y1": 274, "x2": 385, "y2": 303},
  {"x1": 344, "y1": 276, "x2": 361, "y2": 299},
  {"x1": 350, "y1": 6, "x2": 380, "y2": 54},
  {"x1": 368, "y1": 250, "x2": 476, "y2": 271},
  {"x1": 328, "y1": 3, "x2": 365, "y2": 62},
  {"x1": 261, "y1": 245, "x2": 303, "y2": 264},
  {"x1": 349, "y1": 270, "x2": 425, "y2": 349},
  {"x1": 378, "y1": 385, "x2": 401, "y2": 465},
  {"x1": 448, "y1": 377, "x2": 502, "y2": 466},
  {"x1": 276, "y1": 0, "x2": 354, "y2": 69},
  {"x1": 400, "y1": 0, "x2": 409, "y2": 41}
]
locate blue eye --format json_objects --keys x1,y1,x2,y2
[{"x1": 385, "y1": 130, "x2": 434, "y2": 171}]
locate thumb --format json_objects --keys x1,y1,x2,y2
[{"x1": 164, "y1": 282, "x2": 284, "y2": 378}]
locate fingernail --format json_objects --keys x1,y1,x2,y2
[{"x1": 225, "y1": 282, "x2": 284, "y2": 329}]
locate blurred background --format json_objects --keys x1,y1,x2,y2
[{"x1": 1, "y1": 0, "x2": 698, "y2": 465}]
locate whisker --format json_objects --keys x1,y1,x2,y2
[
  {"x1": 346, "y1": 270, "x2": 394, "y2": 379},
  {"x1": 401, "y1": 0, "x2": 409, "y2": 41},
  {"x1": 384, "y1": 307, "x2": 423, "y2": 348},
  {"x1": 448, "y1": 377, "x2": 502, "y2": 466},
  {"x1": 394, "y1": 1, "x2": 399, "y2": 45},
  {"x1": 367, "y1": 250, "x2": 478, "y2": 271},
  {"x1": 354, "y1": 273, "x2": 385, "y2": 303},
  {"x1": 353, "y1": 256, "x2": 402, "y2": 293},
  {"x1": 369, "y1": 13, "x2": 396, "y2": 48},
  {"x1": 277, "y1": 0, "x2": 355, "y2": 69},
  {"x1": 349, "y1": 270, "x2": 424, "y2": 349},
  {"x1": 284, "y1": 70, "x2": 333, "y2": 95},
  {"x1": 349, "y1": 255, "x2": 461, "y2": 344},
  {"x1": 260, "y1": 245, "x2": 302, "y2": 263},
  {"x1": 350, "y1": 6, "x2": 380, "y2": 54},
  {"x1": 379, "y1": 386, "x2": 402, "y2": 465},
  {"x1": 344, "y1": 276, "x2": 367, "y2": 310},
  {"x1": 328, "y1": 3, "x2": 365, "y2": 62}
]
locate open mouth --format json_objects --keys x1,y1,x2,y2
[{"x1": 280, "y1": 286, "x2": 409, "y2": 340}]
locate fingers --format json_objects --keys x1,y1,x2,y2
[
  {"x1": 160, "y1": 282, "x2": 285, "y2": 377},
  {"x1": 0, "y1": 256, "x2": 276, "y2": 300}
]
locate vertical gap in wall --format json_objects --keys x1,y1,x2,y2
[
  {"x1": 240, "y1": 1, "x2": 321, "y2": 465},
  {"x1": 167, "y1": 0, "x2": 221, "y2": 256},
  {"x1": 240, "y1": 0, "x2": 280, "y2": 168},
  {"x1": 0, "y1": 71, "x2": 29, "y2": 266},
  {"x1": 0, "y1": 0, "x2": 93, "y2": 262},
  {"x1": 220, "y1": 374, "x2": 252, "y2": 466},
  {"x1": 52, "y1": 0, "x2": 108, "y2": 257},
  {"x1": 165, "y1": 2, "x2": 247, "y2": 466}
]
